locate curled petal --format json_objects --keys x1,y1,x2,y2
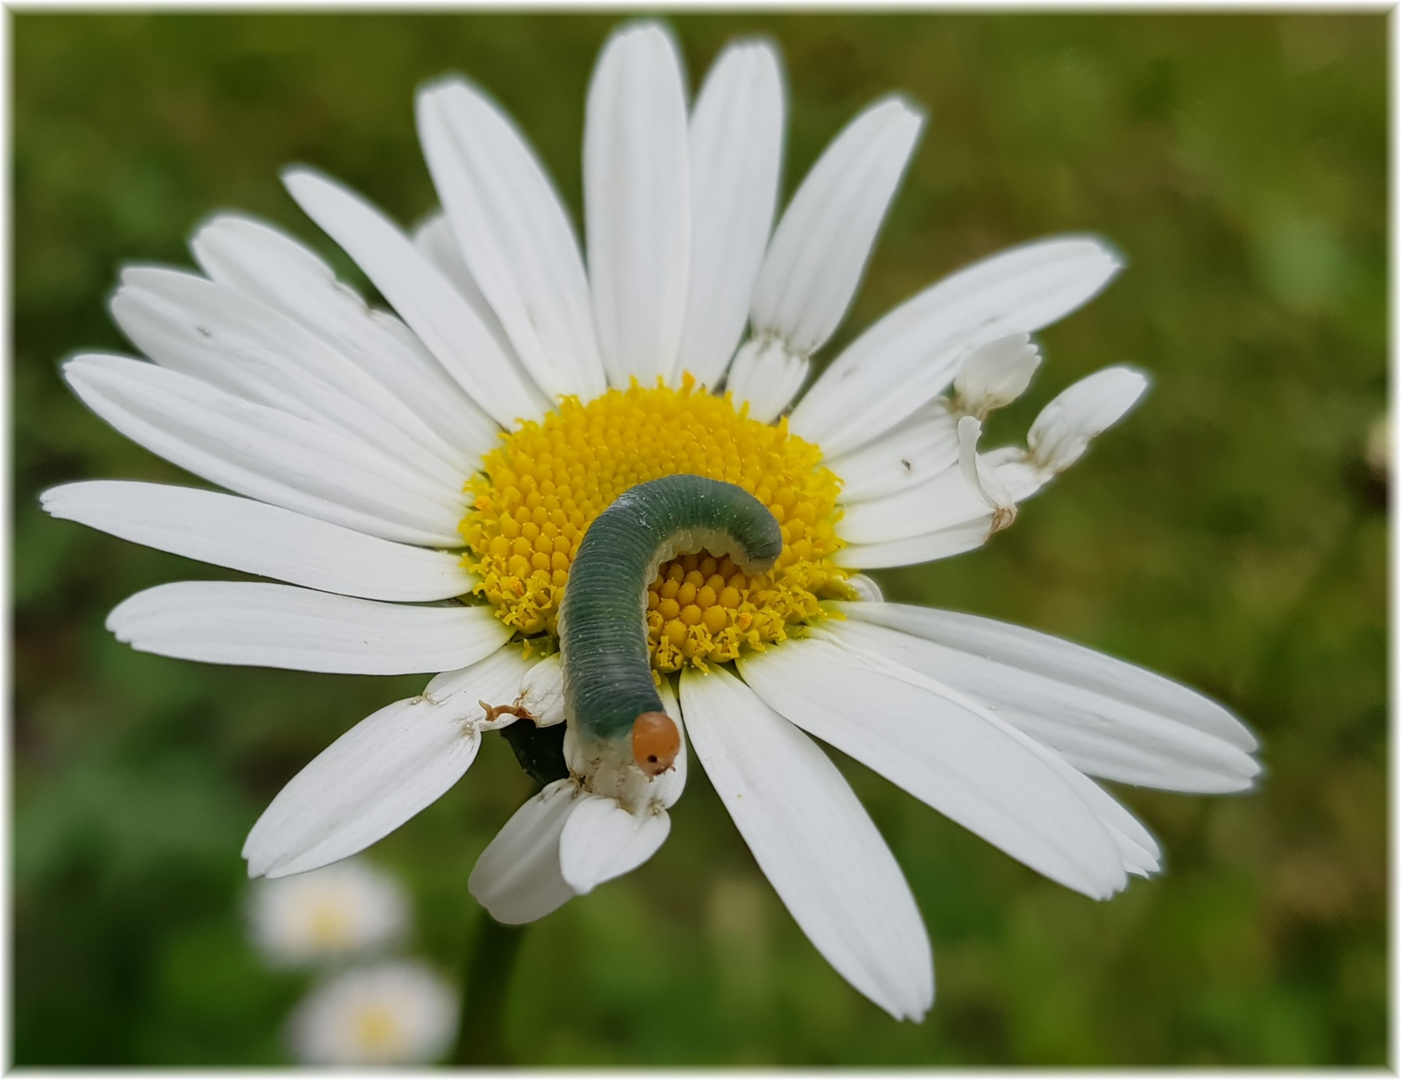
[
  {"x1": 952, "y1": 333, "x2": 1041, "y2": 417},
  {"x1": 725, "y1": 336, "x2": 808, "y2": 423},
  {"x1": 1028, "y1": 366, "x2": 1149, "y2": 475},
  {"x1": 469, "y1": 779, "x2": 579, "y2": 924},
  {"x1": 957, "y1": 416, "x2": 1017, "y2": 535},
  {"x1": 558, "y1": 794, "x2": 671, "y2": 894}
]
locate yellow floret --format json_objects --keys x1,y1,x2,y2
[{"x1": 461, "y1": 375, "x2": 850, "y2": 672}]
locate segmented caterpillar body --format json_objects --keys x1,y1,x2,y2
[{"x1": 558, "y1": 474, "x2": 783, "y2": 776}]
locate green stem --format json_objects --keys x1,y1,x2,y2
[
  {"x1": 452, "y1": 715, "x2": 571, "y2": 1064},
  {"x1": 452, "y1": 913, "x2": 528, "y2": 1066}
]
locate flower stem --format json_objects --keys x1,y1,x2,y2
[
  {"x1": 453, "y1": 725, "x2": 568, "y2": 1065},
  {"x1": 452, "y1": 912, "x2": 528, "y2": 1066}
]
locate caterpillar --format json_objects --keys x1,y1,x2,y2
[{"x1": 559, "y1": 474, "x2": 783, "y2": 777}]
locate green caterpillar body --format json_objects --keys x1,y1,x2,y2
[{"x1": 559, "y1": 474, "x2": 783, "y2": 755}]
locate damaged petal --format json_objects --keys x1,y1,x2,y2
[
  {"x1": 952, "y1": 333, "x2": 1041, "y2": 418},
  {"x1": 518, "y1": 653, "x2": 567, "y2": 727},
  {"x1": 1027, "y1": 365, "x2": 1149, "y2": 476},
  {"x1": 726, "y1": 335, "x2": 810, "y2": 423},
  {"x1": 957, "y1": 415, "x2": 1018, "y2": 536},
  {"x1": 845, "y1": 573, "x2": 885, "y2": 603}
]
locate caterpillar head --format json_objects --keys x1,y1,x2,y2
[{"x1": 630, "y1": 711, "x2": 681, "y2": 778}]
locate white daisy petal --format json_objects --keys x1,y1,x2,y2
[
  {"x1": 245, "y1": 646, "x2": 532, "y2": 878},
  {"x1": 650, "y1": 677, "x2": 688, "y2": 808},
  {"x1": 680, "y1": 665, "x2": 933, "y2": 1021},
  {"x1": 812, "y1": 629, "x2": 1149, "y2": 888},
  {"x1": 410, "y1": 211, "x2": 478, "y2": 300},
  {"x1": 845, "y1": 573, "x2": 885, "y2": 603},
  {"x1": 110, "y1": 266, "x2": 465, "y2": 488},
  {"x1": 957, "y1": 416, "x2": 1018, "y2": 531},
  {"x1": 410, "y1": 211, "x2": 523, "y2": 373},
  {"x1": 826, "y1": 402, "x2": 959, "y2": 504},
  {"x1": 834, "y1": 522, "x2": 995, "y2": 570},
  {"x1": 791, "y1": 236, "x2": 1123, "y2": 457},
  {"x1": 738, "y1": 636, "x2": 1128, "y2": 900},
  {"x1": 64, "y1": 353, "x2": 465, "y2": 547},
  {"x1": 190, "y1": 213, "x2": 496, "y2": 465},
  {"x1": 282, "y1": 166, "x2": 550, "y2": 427},
  {"x1": 675, "y1": 39, "x2": 784, "y2": 387},
  {"x1": 517, "y1": 653, "x2": 567, "y2": 727},
  {"x1": 1095, "y1": 800, "x2": 1163, "y2": 879},
  {"x1": 1028, "y1": 365, "x2": 1149, "y2": 475},
  {"x1": 724, "y1": 337, "x2": 810, "y2": 424},
  {"x1": 468, "y1": 778, "x2": 579, "y2": 925},
  {"x1": 951, "y1": 333, "x2": 1042, "y2": 416},
  {"x1": 835, "y1": 378, "x2": 1144, "y2": 568},
  {"x1": 816, "y1": 620, "x2": 1161, "y2": 879},
  {"x1": 834, "y1": 602, "x2": 1260, "y2": 792},
  {"x1": 41, "y1": 481, "x2": 474, "y2": 602},
  {"x1": 584, "y1": 21, "x2": 691, "y2": 386},
  {"x1": 416, "y1": 81, "x2": 605, "y2": 400},
  {"x1": 750, "y1": 96, "x2": 924, "y2": 358},
  {"x1": 838, "y1": 446, "x2": 1034, "y2": 547},
  {"x1": 107, "y1": 582, "x2": 509, "y2": 675},
  {"x1": 558, "y1": 793, "x2": 671, "y2": 895}
]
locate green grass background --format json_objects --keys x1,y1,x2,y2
[{"x1": 13, "y1": 11, "x2": 1387, "y2": 1066}]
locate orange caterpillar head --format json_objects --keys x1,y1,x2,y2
[{"x1": 630, "y1": 711, "x2": 681, "y2": 778}]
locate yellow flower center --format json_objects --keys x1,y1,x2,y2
[
  {"x1": 351, "y1": 1004, "x2": 402, "y2": 1055},
  {"x1": 306, "y1": 899, "x2": 354, "y2": 950},
  {"x1": 460, "y1": 376, "x2": 849, "y2": 672}
]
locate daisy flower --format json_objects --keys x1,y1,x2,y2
[
  {"x1": 42, "y1": 22, "x2": 1260, "y2": 1021},
  {"x1": 246, "y1": 858, "x2": 410, "y2": 968},
  {"x1": 287, "y1": 960, "x2": 457, "y2": 1065}
]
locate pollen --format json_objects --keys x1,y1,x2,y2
[{"x1": 460, "y1": 376, "x2": 850, "y2": 672}]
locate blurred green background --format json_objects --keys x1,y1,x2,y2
[{"x1": 13, "y1": 11, "x2": 1386, "y2": 1066}]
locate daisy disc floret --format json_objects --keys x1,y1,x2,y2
[
  {"x1": 464, "y1": 376, "x2": 847, "y2": 669},
  {"x1": 43, "y1": 19, "x2": 1261, "y2": 1024}
]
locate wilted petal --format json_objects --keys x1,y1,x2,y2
[
  {"x1": 1028, "y1": 366, "x2": 1149, "y2": 474},
  {"x1": 792, "y1": 237, "x2": 1122, "y2": 457}
]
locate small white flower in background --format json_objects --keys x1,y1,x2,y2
[
  {"x1": 247, "y1": 859, "x2": 409, "y2": 967},
  {"x1": 287, "y1": 960, "x2": 458, "y2": 1065},
  {"x1": 44, "y1": 19, "x2": 1261, "y2": 1022}
]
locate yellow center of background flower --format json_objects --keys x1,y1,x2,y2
[{"x1": 460, "y1": 377, "x2": 849, "y2": 672}]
